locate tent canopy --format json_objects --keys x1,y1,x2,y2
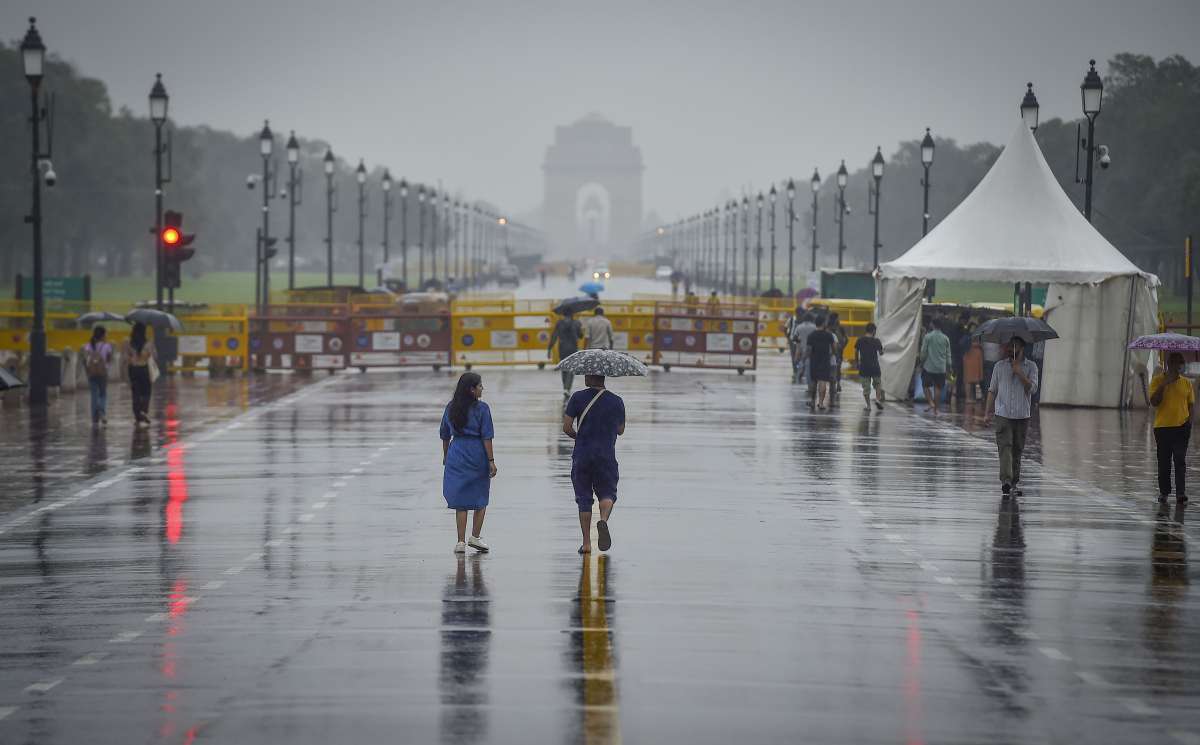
[{"x1": 879, "y1": 122, "x2": 1155, "y2": 286}]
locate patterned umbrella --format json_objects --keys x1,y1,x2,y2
[
  {"x1": 1127, "y1": 333, "x2": 1200, "y2": 352},
  {"x1": 556, "y1": 349, "x2": 648, "y2": 377},
  {"x1": 972, "y1": 316, "x2": 1058, "y2": 344}
]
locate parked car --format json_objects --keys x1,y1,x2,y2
[
  {"x1": 655, "y1": 265, "x2": 673, "y2": 280},
  {"x1": 592, "y1": 264, "x2": 611, "y2": 280},
  {"x1": 497, "y1": 265, "x2": 520, "y2": 286}
]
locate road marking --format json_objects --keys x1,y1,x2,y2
[
  {"x1": 145, "y1": 612, "x2": 168, "y2": 622},
  {"x1": 282, "y1": 526, "x2": 297, "y2": 535},
  {"x1": 1169, "y1": 731, "x2": 1200, "y2": 745},
  {"x1": 243, "y1": 552, "x2": 264, "y2": 562},
  {"x1": 0, "y1": 707, "x2": 16, "y2": 721},
  {"x1": 109, "y1": 630, "x2": 142, "y2": 643},
  {"x1": 311, "y1": 501, "x2": 327, "y2": 510},
  {"x1": 24, "y1": 679, "x2": 62, "y2": 694},
  {"x1": 332, "y1": 481, "x2": 347, "y2": 488},
  {"x1": 322, "y1": 491, "x2": 338, "y2": 500},
  {"x1": 1013, "y1": 629, "x2": 1040, "y2": 641},
  {"x1": 223, "y1": 566, "x2": 245, "y2": 575},
  {"x1": 298, "y1": 513, "x2": 314, "y2": 523},
  {"x1": 265, "y1": 539, "x2": 283, "y2": 548},
  {"x1": 72, "y1": 652, "x2": 108, "y2": 666},
  {"x1": 884, "y1": 533, "x2": 904, "y2": 542},
  {"x1": 359, "y1": 460, "x2": 371, "y2": 466},
  {"x1": 1119, "y1": 698, "x2": 1160, "y2": 716},
  {"x1": 918, "y1": 562, "x2": 940, "y2": 572},
  {"x1": 1038, "y1": 647, "x2": 1071, "y2": 662},
  {"x1": 935, "y1": 576, "x2": 957, "y2": 585},
  {"x1": 201, "y1": 580, "x2": 225, "y2": 591},
  {"x1": 1076, "y1": 672, "x2": 1110, "y2": 687}
]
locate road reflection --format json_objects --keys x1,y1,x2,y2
[
  {"x1": 568, "y1": 554, "x2": 620, "y2": 745},
  {"x1": 981, "y1": 496, "x2": 1031, "y2": 713},
  {"x1": 1144, "y1": 502, "x2": 1188, "y2": 693},
  {"x1": 439, "y1": 554, "x2": 491, "y2": 744}
]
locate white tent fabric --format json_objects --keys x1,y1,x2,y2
[{"x1": 875, "y1": 120, "x2": 1159, "y2": 408}]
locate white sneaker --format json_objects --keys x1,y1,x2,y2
[
  {"x1": 454, "y1": 541, "x2": 467, "y2": 554},
  {"x1": 468, "y1": 535, "x2": 490, "y2": 553}
]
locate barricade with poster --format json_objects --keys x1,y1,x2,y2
[
  {"x1": 652, "y1": 301, "x2": 758, "y2": 374},
  {"x1": 348, "y1": 295, "x2": 451, "y2": 370},
  {"x1": 170, "y1": 304, "x2": 250, "y2": 373},
  {"x1": 756, "y1": 296, "x2": 795, "y2": 354},
  {"x1": 451, "y1": 298, "x2": 554, "y2": 369},
  {"x1": 249, "y1": 303, "x2": 349, "y2": 371}
]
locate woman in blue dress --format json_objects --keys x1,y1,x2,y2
[{"x1": 441, "y1": 372, "x2": 497, "y2": 553}]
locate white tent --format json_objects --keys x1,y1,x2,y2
[{"x1": 875, "y1": 121, "x2": 1159, "y2": 408}]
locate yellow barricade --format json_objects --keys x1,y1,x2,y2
[
  {"x1": 755, "y1": 296, "x2": 794, "y2": 354},
  {"x1": 810, "y1": 298, "x2": 876, "y2": 374},
  {"x1": 171, "y1": 304, "x2": 250, "y2": 373},
  {"x1": 451, "y1": 298, "x2": 554, "y2": 368},
  {"x1": 0, "y1": 301, "x2": 132, "y2": 356}
]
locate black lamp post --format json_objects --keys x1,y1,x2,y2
[
  {"x1": 1020, "y1": 82, "x2": 1040, "y2": 132},
  {"x1": 285, "y1": 131, "x2": 301, "y2": 290},
  {"x1": 755, "y1": 193, "x2": 764, "y2": 294},
  {"x1": 355, "y1": 160, "x2": 367, "y2": 288},
  {"x1": 443, "y1": 192, "x2": 451, "y2": 280},
  {"x1": 869, "y1": 147, "x2": 885, "y2": 270},
  {"x1": 381, "y1": 169, "x2": 392, "y2": 269},
  {"x1": 429, "y1": 189, "x2": 439, "y2": 285},
  {"x1": 809, "y1": 169, "x2": 820, "y2": 273},
  {"x1": 722, "y1": 203, "x2": 732, "y2": 293},
  {"x1": 786, "y1": 180, "x2": 795, "y2": 297},
  {"x1": 323, "y1": 148, "x2": 336, "y2": 287},
  {"x1": 714, "y1": 206, "x2": 722, "y2": 292},
  {"x1": 149, "y1": 73, "x2": 169, "y2": 310},
  {"x1": 399, "y1": 179, "x2": 408, "y2": 289},
  {"x1": 21, "y1": 17, "x2": 49, "y2": 406},
  {"x1": 920, "y1": 128, "x2": 935, "y2": 236},
  {"x1": 258, "y1": 121, "x2": 275, "y2": 311},
  {"x1": 768, "y1": 185, "x2": 778, "y2": 291},
  {"x1": 417, "y1": 186, "x2": 426, "y2": 286},
  {"x1": 741, "y1": 197, "x2": 750, "y2": 297},
  {"x1": 835, "y1": 161, "x2": 848, "y2": 269},
  {"x1": 453, "y1": 201, "x2": 461, "y2": 281},
  {"x1": 1080, "y1": 60, "x2": 1104, "y2": 222}
]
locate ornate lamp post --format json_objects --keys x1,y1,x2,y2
[
  {"x1": 786, "y1": 180, "x2": 795, "y2": 296},
  {"x1": 417, "y1": 186, "x2": 426, "y2": 286},
  {"x1": 741, "y1": 197, "x2": 750, "y2": 297},
  {"x1": 323, "y1": 148, "x2": 336, "y2": 286},
  {"x1": 149, "y1": 73, "x2": 169, "y2": 309},
  {"x1": 869, "y1": 147, "x2": 885, "y2": 270},
  {"x1": 399, "y1": 179, "x2": 408, "y2": 289},
  {"x1": 835, "y1": 161, "x2": 848, "y2": 269},
  {"x1": 920, "y1": 128, "x2": 935, "y2": 236},
  {"x1": 1080, "y1": 60, "x2": 1104, "y2": 222},
  {"x1": 810, "y1": 169, "x2": 820, "y2": 273},
  {"x1": 768, "y1": 185, "x2": 778, "y2": 291},
  {"x1": 355, "y1": 160, "x2": 367, "y2": 288},
  {"x1": 381, "y1": 169, "x2": 392, "y2": 268},
  {"x1": 443, "y1": 192, "x2": 451, "y2": 280},
  {"x1": 285, "y1": 131, "x2": 301, "y2": 290},
  {"x1": 21, "y1": 17, "x2": 49, "y2": 405},
  {"x1": 755, "y1": 192, "x2": 764, "y2": 293},
  {"x1": 429, "y1": 189, "x2": 439, "y2": 285},
  {"x1": 1020, "y1": 82, "x2": 1040, "y2": 131},
  {"x1": 258, "y1": 121, "x2": 275, "y2": 310}
]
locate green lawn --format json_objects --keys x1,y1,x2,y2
[{"x1": 1, "y1": 271, "x2": 364, "y2": 307}]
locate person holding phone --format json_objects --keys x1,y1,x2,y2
[
  {"x1": 1149, "y1": 352, "x2": 1194, "y2": 505},
  {"x1": 984, "y1": 337, "x2": 1039, "y2": 497}
]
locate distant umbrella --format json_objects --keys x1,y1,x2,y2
[
  {"x1": 0, "y1": 366, "x2": 27, "y2": 391},
  {"x1": 556, "y1": 349, "x2": 648, "y2": 377},
  {"x1": 76, "y1": 311, "x2": 127, "y2": 325},
  {"x1": 554, "y1": 297, "x2": 600, "y2": 316},
  {"x1": 578, "y1": 281, "x2": 605, "y2": 295},
  {"x1": 1128, "y1": 333, "x2": 1200, "y2": 353},
  {"x1": 972, "y1": 316, "x2": 1058, "y2": 344},
  {"x1": 125, "y1": 308, "x2": 183, "y2": 332}
]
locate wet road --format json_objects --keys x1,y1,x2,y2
[{"x1": 1, "y1": 351, "x2": 1199, "y2": 744}]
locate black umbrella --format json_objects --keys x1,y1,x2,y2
[
  {"x1": 125, "y1": 308, "x2": 183, "y2": 332},
  {"x1": 554, "y1": 296, "x2": 600, "y2": 316},
  {"x1": 76, "y1": 311, "x2": 126, "y2": 325},
  {"x1": 0, "y1": 366, "x2": 27, "y2": 391},
  {"x1": 972, "y1": 316, "x2": 1058, "y2": 344}
]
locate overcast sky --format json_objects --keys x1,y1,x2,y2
[{"x1": 10, "y1": 0, "x2": 1200, "y2": 222}]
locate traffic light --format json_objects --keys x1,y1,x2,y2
[
  {"x1": 161, "y1": 209, "x2": 196, "y2": 290},
  {"x1": 262, "y1": 236, "x2": 278, "y2": 261}
]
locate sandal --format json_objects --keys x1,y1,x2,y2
[{"x1": 578, "y1": 545, "x2": 591, "y2": 554}]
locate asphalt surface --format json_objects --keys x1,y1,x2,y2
[{"x1": 0, "y1": 282, "x2": 1198, "y2": 744}]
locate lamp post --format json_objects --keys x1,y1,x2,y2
[
  {"x1": 1080, "y1": 60, "x2": 1104, "y2": 222},
  {"x1": 1020, "y1": 82, "x2": 1040, "y2": 131},
  {"x1": 443, "y1": 192, "x2": 451, "y2": 280},
  {"x1": 399, "y1": 179, "x2": 408, "y2": 289},
  {"x1": 149, "y1": 73, "x2": 169, "y2": 310},
  {"x1": 355, "y1": 160, "x2": 367, "y2": 288},
  {"x1": 769, "y1": 185, "x2": 778, "y2": 291},
  {"x1": 786, "y1": 180, "x2": 795, "y2": 297},
  {"x1": 417, "y1": 186, "x2": 426, "y2": 287},
  {"x1": 741, "y1": 197, "x2": 750, "y2": 297},
  {"x1": 920, "y1": 128, "x2": 935, "y2": 236},
  {"x1": 869, "y1": 147, "x2": 885, "y2": 270},
  {"x1": 285, "y1": 131, "x2": 301, "y2": 290},
  {"x1": 429, "y1": 189, "x2": 439, "y2": 285},
  {"x1": 714, "y1": 206, "x2": 722, "y2": 292},
  {"x1": 835, "y1": 161, "x2": 848, "y2": 269},
  {"x1": 21, "y1": 17, "x2": 49, "y2": 406},
  {"x1": 323, "y1": 148, "x2": 336, "y2": 286},
  {"x1": 453, "y1": 201, "x2": 462, "y2": 281},
  {"x1": 755, "y1": 192, "x2": 764, "y2": 294},
  {"x1": 258, "y1": 121, "x2": 274, "y2": 311},
  {"x1": 726, "y1": 201, "x2": 735, "y2": 294},
  {"x1": 381, "y1": 170, "x2": 392, "y2": 270},
  {"x1": 498, "y1": 216, "x2": 509, "y2": 262}
]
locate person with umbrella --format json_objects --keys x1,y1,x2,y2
[
  {"x1": 548, "y1": 310, "x2": 585, "y2": 397},
  {"x1": 1143, "y1": 346, "x2": 1196, "y2": 504},
  {"x1": 558, "y1": 349, "x2": 646, "y2": 554},
  {"x1": 983, "y1": 335, "x2": 1040, "y2": 497},
  {"x1": 122, "y1": 322, "x2": 158, "y2": 428}
]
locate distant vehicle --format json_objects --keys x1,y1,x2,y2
[
  {"x1": 497, "y1": 265, "x2": 520, "y2": 286},
  {"x1": 655, "y1": 265, "x2": 673, "y2": 280},
  {"x1": 592, "y1": 264, "x2": 611, "y2": 280}
]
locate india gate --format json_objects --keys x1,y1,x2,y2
[{"x1": 542, "y1": 113, "x2": 644, "y2": 259}]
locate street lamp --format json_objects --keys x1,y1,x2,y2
[
  {"x1": 741, "y1": 197, "x2": 750, "y2": 297},
  {"x1": 768, "y1": 185, "x2": 777, "y2": 292},
  {"x1": 810, "y1": 169, "x2": 820, "y2": 273},
  {"x1": 399, "y1": 179, "x2": 408, "y2": 289},
  {"x1": 1020, "y1": 82, "x2": 1040, "y2": 131},
  {"x1": 381, "y1": 169, "x2": 392, "y2": 269},
  {"x1": 869, "y1": 146, "x2": 885, "y2": 270},
  {"x1": 755, "y1": 192, "x2": 764, "y2": 294},
  {"x1": 21, "y1": 17, "x2": 50, "y2": 405},
  {"x1": 323, "y1": 148, "x2": 336, "y2": 287},
  {"x1": 726, "y1": 201, "x2": 735, "y2": 294},
  {"x1": 417, "y1": 186, "x2": 426, "y2": 286},
  {"x1": 443, "y1": 192, "x2": 451, "y2": 280},
  {"x1": 429, "y1": 189, "x2": 439, "y2": 285},
  {"x1": 1080, "y1": 59, "x2": 1104, "y2": 222},
  {"x1": 149, "y1": 73, "x2": 169, "y2": 310},
  {"x1": 285, "y1": 131, "x2": 301, "y2": 290},
  {"x1": 920, "y1": 128, "x2": 935, "y2": 237},
  {"x1": 835, "y1": 161, "x2": 848, "y2": 269},
  {"x1": 257, "y1": 121, "x2": 275, "y2": 311},
  {"x1": 454, "y1": 201, "x2": 463, "y2": 282},
  {"x1": 355, "y1": 159, "x2": 367, "y2": 288},
  {"x1": 498, "y1": 216, "x2": 509, "y2": 262},
  {"x1": 786, "y1": 179, "x2": 795, "y2": 297}
]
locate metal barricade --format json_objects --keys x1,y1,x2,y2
[
  {"x1": 249, "y1": 303, "x2": 349, "y2": 371},
  {"x1": 756, "y1": 296, "x2": 794, "y2": 354},
  {"x1": 652, "y1": 301, "x2": 758, "y2": 374},
  {"x1": 171, "y1": 304, "x2": 249, "y2": 373},
  {"x1": 348, "y1": 300, "x2": 451, "y2": 370},
  {"x1": 451, "y1": 298, "x2": 554, "y2": 369}
]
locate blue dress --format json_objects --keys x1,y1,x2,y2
[{"x1": 441, "y1": 401, "x2": 495, "y2": 510}]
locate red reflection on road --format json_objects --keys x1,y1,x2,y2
[
  {"x1": 164, "y1": 403, "x2": 187, "y2": 544},
  {"x1": 904, "y1": 608, "x2": 925, "y2": 745}
]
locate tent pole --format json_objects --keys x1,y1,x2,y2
[{"x1": 1118, "y1": 275, "x2": 1137, "y2": 409}]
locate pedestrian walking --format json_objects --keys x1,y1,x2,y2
[
  {"x1": 549, "y1": 311, "x2": 584, "y2": 396},
  {"x1": 984, "y1": 338, "x2": 1039, "y2": 497},
  {"x1": 854, "y1": 322, "x2": 885, "y2": 411},
  {"x1": 122, "y1": 322, "x2": 157, "y2": 428},
  {"x1": 1149, "y1": 352, "x2": 1194, "y2": 504},
  {"x1": 964, "y1": 329, "x2": 984, "y2": 402},
  {"x1": 789, "y1": 311, "x2": 816, "y2": 389},
  {"x1": 828, "y1": 312, "x2": 847, "y2": 398},
  {"x1": 440, "y1": 372, "x2": 497, "y2": 553},
  {"x1": 807, "y1": 316, "x2": 836, "y2": 410},
  {"x1": 920, "y1": 318, "x2": 952, "y2": 414},
  {"x1": 82, "y1": 325, "x2": 113, "y2": 426},
  {"x1": 563, "y1": 374, "x2": 626, "y2": 554},
  {"x1": 584, "y1": 308, "x2": 614, "y2": 350}
]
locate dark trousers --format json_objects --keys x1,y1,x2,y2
[
  {"x1": 129, "y1": 365, "x2": 152, "y2": 420},
  {"x1": 1154, "y1": 424, "x2": 1190, "y2": 497},
  {"x1": 994, "y1": 416, "x2": 1029, "y2": 486}
]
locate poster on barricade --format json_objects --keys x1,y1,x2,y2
[{"x1": 652, "y1": 301, "x2": 757, "y2": 374}]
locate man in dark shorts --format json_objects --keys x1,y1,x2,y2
[
  {"x1": 854, "y1": 322, "x2": 885, "y2": 411},
  {"x1": 806, "y1": 316, "x2": 836, "y2": 410},
  {"x1": 919, "y1": 318, "x2": 951, "y2": 415},
  {"x1": 563, "y1": 374, "x2": 626, "y2": 554}
]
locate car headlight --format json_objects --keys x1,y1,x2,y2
[
  {"x1": 604, "y1": 272, "x2": 611, "y2": 279},
  {"x1": 593, "y1": 272, "x2": 600, "y2": 279}
]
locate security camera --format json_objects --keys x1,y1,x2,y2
[
  {"x1": 1097, "y1": 144, "x2": 1111, "y2": 169},
  {"x1": 278, "y1": 188, "x2": 288, "y2": 199},
  {"x1": 44, "y1": 168, "x2": 57, "y2": 187},
  {"x1": 39, "y1": 160, "x2": 56, "y2": 187},
  {"x1": 246, "y1": 174, "x2": 258, "y2": 189}
]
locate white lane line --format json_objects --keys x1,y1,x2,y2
[
  {"x1": 955, "y1": 591, "x2": 973, "y2": 601},
  {"x1": 332, "y1": 481, "x2": 347, "y2": 488},
  {"x1": 109, "y1": 630, "x2": 142, "y2": 643},
  {"x1": 24, "y1": 679, "x2": 62, "y2": 694},
  {"x1": 201, "y1": 580, "x2": 225, "y2": 591},
  {"x1": 298, "y1": 513, "x2": 314, "y2": 523},
  {"x1": 1076, "y1": 672, "x2": 1110, "y2": 687},
  {"x1": 223, "y1": 565, "x2": 245, "y2": 575},
  {"x1": 884, "y1": 533, "x2": 904, "y2": 542},
  {"x1": 1169, "y1": 731, "x2": 1200, "y2": 745},
  {"x1": 0, "y1": 706, "x2": 16, "y2": 721},
  {"x1": 242, "y1": 552, "x2": 264, "y2": 562},
  {"x1": 351, "y1": 467, "x2": 364, "y2": 474},
  {"x1": 322, "y1": 491, "x2": 338, "y2": 500},
  {"x1": 1038, "y1": 647, "x2": 1072, "y2": 662},
  {"x1": 282, "y1": 526, "x2": 297, "y2": 535},
  {"x1": 72, "y1": 652, "x2": 108, "y2": 667},
  {"x1": 918, "y1": 562, "x2": 940, "y2": 572},
  {"x1": 144, "y1": 612, "x2": 168, "y2": 622},
  {"x1": 1014, "y1": 629, "x2": 1041, "y2": 641},
  {"x1": 1119, "y1": 698, "x2": 1160, "y2": 716},
  {"x1": 265, "y1": 539, "x2": 283, "y2": 548},
  {"x1": 934, "y1": 576, "x2": 957, "y2": 585},
  {"x1": 311, "y1": 501, "x2": 327, "y2": 510},
  {"x1": 358, "y1": 460, "x2": 371, "y2": 466}
]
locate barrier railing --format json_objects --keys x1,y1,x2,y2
[{"x1": 652, "y1": 301, "x2": 758, "y2": 374}]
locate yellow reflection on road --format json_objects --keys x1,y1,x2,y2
[{"x1": 577, "y1": 554, "x2": 620, "y2": 745}]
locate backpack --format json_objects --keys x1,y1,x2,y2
[{"x1": 84, "y1": 343, "x2": 108, "y2": 378}]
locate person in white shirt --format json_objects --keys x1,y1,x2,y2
[
  {"x1": 584, "y1": 308, "x2": 614, "y2": 350},
  {"x1": 984, "y1": 337, "x2": 1039, "y2": 497}
]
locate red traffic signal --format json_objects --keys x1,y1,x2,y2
[{"x1": 162, "y1": 226, "x2": 181, "y2": 245}]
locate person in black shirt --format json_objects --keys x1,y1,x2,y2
[
  {"x1": 806, "y1": 316, "x2": 836, "y2": 410},
  {"x1": 854, "y1": 322, "x2": 885, "y2": 411},
  {"x1": 548, "y1": 311, "x2": 584, "y2": 396}
]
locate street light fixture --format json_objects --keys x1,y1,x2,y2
[
  {"x1": 21, "y1": 17, "x2": 50, "y2": 405},
  {"x1": 768, "y1": 185, "x2": 778, "y2": 292},
  {"x1": 429, "y1": 189, "x2": 439, "y2": 286},
  {"x1": 741, "y1": 197, "x2": 750, "y2": 297},
  {"x1": 1020, "y1": 82, "x2": 1040, "y2": 131},
  {"x1": 285, "y1": 131, "x2": 301, "y2": 290},
  {"x1": 726, "y1": 201, "x2": 736, "y2": 294},
  {"x1": 417, "y1": 186, "x2": 426, "y2": 286},
  {"x1": 355, "y1": 159, "x2": 367, "y2": 288},
  {"x1": 399, "y1": 178, "x2": 408, "y2": 289},
  {"x1": 810, "y1": 169, "x2": 820, "y2": 273},
  {"x1": 835, "y1": 161, "x2": 848, "y2": 269},
  {"x1": 920, "y1": 128, "x2": 935, "y2": 237},
  {"x1": 1080, "y1": 60, "x2": 1104, "y2": 222},
  {"x1": 755, "y1": 192, "x2": 764, "y2": 294},
  {"x1": 381, "y1": 169, "x2": 392, "y2": 272},
  {"x1": 869, "y1": 147, "x2": 885, "y2": 270},
  {"x1": 443, "y1": 192, "x2": 451, "y2": 279},
  {"x1": 148, "y1": 73, "x2": 170, "y2": 310},
  {"x1": 256, "y1": 120, "x2": 275, "y2": 311},
  {"x1": 323, "y1": 148, "x2": 336, "y2": 287},
  {"x1": 786, "y1": 179, "x2": 795, "y2": 296}
]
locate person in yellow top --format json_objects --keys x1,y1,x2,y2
[{"x1": 1149, "y1": 352, "x2": 1194, "y2": 504}]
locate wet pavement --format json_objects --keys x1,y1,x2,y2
[{"x1": 1, "y1": 347, "x2": 1199, "y2": 744}]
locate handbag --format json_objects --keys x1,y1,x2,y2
[
  {"x1": 148, "y1": 356, "x2": 161, "y2": 384},
  {"x1": 575, "y1": 389, "x2": 606, "y2": 430}
]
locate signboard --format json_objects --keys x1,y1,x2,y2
[{"x1": 15, "y1": 275, "x2": 91, "y2": 302}]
